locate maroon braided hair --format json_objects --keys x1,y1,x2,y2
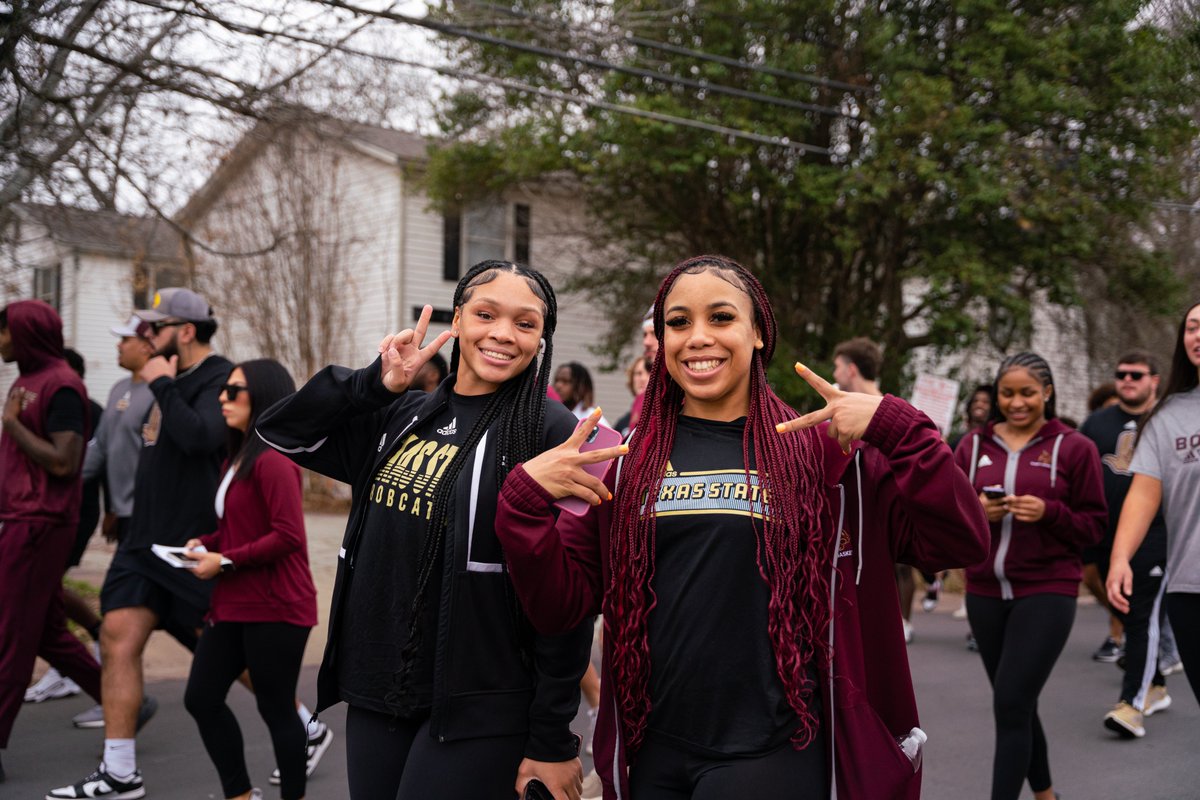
[{"x1": 607, "y1": 255, "x2": 834, "y2": 756}]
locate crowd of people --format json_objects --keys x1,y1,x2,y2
[{"x1": 0, "y1": 260, "x2": 1196, "y2": 800}]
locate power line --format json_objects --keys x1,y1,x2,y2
[
  {"x1": 315, "y1": 0, "x2": 852, "y2": 118},
  {"x1": 463, "y1": 1, "x2": 871, "y2": 94},
  {"x1": 130, "y1": 0, "x2": 831, "y2": 154}
]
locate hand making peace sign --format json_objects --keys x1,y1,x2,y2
[
  {"x1": 774, "y1": 363, "x2": 884, "y2": 452},
  {"x1": 521, "y1": 408, "x2": 628, "y2": 507},
  {"x1": 377, "y1": 304, "x2": 454, "y2": 394}
]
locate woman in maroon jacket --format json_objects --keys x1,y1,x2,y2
[
  {"x1": 183, "y1": 359, "x2": 317, "y2": 800},
  {"x1": 954, "y1": 352, "x2": 1106, "y2": 800},
  {"x1": 493, "y1": 255, "x2": 989, "y2": 800}
]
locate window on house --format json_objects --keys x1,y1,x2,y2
[
  {"x1": 33, "y1": 264, "x2": 62, "y2": 309},
  {"x1": 442, "y1": 202, "x2": 533, "y2": 281}
]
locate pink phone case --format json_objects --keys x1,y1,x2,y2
[{"x1": 554, "y1": 420, "x2": 623, "y2": 516}]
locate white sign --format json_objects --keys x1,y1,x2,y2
[{"x1": 910, "y1": 374, "x2": 961, "y2": 435}]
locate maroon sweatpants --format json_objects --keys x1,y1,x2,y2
[{"x1": 0, "y1": 519, "x2": 102, "y2": 747}]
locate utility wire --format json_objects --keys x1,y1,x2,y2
[
  {"x1": 464, "y1": 0, "x2": 871, "y2": 94},
  {"x1": 313, "y1": 0, "x2": 851, "y2": 118},
  {"x1": 131, "y1": 0, "x2": 831, "y2": 154}
]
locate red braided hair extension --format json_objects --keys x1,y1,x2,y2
[{"x1": 606, "y1": 255, "x2": 834, "y2": 757}]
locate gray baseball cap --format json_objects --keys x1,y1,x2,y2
[{"x1": 134, "y1": 287, "x2": 214, "y2": 323}]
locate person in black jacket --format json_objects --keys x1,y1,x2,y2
[{"x1": 257, "y1": 261, "x2": 592, "y2": 800}]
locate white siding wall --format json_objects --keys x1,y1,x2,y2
[
  {"x1": 518, "y1": 188, "x2": 634, "y2": 418},
  {"x1": 195, "y1": 136, "x2": 404, "y2": 381},
  {"x1": 0, "y1": 221, "x2": 140, "y2": 408},
  {"x1": 68, "y1": 254, "x2": 143, "y2": 407}
]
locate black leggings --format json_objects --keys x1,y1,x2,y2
[
  {"x1": 967, "y1": 593, "x2": 1074, "y2": 800},
  {"x1": 629, "y1": 735, "x2": 828, "y2": 799},
  {"x1": 1167, "y1": 592, "x2": 1200, "y2": 706},
  {"x1": 184, "y1": 621, "x2": 310, "y2": 800},
  {"x1": 344, "y1": 704, "x2": 527, "y2": 800}
]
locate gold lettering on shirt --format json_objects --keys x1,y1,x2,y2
[{"x1": 369, "y1": 433, "x2": 459, "y2": 522}]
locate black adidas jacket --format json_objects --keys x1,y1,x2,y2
[{"x1": 256, "y1": 357, "x2": 591, "y2": 761}]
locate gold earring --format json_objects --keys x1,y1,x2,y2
[{"x1": 754, "y1": 340, "x2": 764, "y2": 350}]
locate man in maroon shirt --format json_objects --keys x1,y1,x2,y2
[{"x1": 0, "y1": 301, "x2": 101, "y2": 783}]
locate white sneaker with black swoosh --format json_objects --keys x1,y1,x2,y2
[{"x1": 46, "y1": 764, "x2": 145, "y2": 799}]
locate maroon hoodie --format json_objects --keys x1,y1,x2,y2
[
  {"x1": 0, "y1": 300, "x2": 89, "y2": 525},
  {"x1": 955, "y1": 418, "x2": 1105, "y2": 599},
  {"x1": 495, "y1": 395, "x2": 989, "y2": 800}
]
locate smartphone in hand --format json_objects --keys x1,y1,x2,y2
[
  {"x1": 553, "y1": 420, "x2": 623, "y2": 517},
  {"x1": 982, "y1": 485, "x2": 1007, "y2": 500}
]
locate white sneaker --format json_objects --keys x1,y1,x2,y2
[
  {"x1": 269, "y1": 725, "x2": 334, "y2": 784},
  {"x1": 902, "y1": 620, "x2": 914, "y2": 644},
  {"x1": 952, "y1": 603, "x2": 968, "y2": 620},
  {"x1": 25, "y1": 668, "x2": 82, "y2": 703},
  {"x1": 46, "y1": 763, "x2": 145, "y2": 799},
  {"x1": 1143, "y1": 685, "x2": 1172, "y2": 717}
]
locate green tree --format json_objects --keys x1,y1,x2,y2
[{"x1": 425, "y1": 0, "x2": 1197, "y2": 401}]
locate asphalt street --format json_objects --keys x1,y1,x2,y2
[{"x1": 4, "y1": 515, "x2": 1196, "y2": 799}]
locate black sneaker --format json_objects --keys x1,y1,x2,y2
[
  {"x1": 269, "y1": 725, "x2": 335, "y2": 785},
  {"x1": 1093, "y1": 637, "x2": 1124, "y2": 663},
  {"x1": 46, "y1": 764, "x2": 145, "y2": 799},
  {"x1": 966, "y1": 633, "x2": 979, "y2": 652}
]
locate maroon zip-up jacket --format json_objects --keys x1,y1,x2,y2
[
  {"x1": 197, "y1": 449, "x2": 317, "y2": 627},
  {"x1": 495, "y1": 395, "x2": 989, "y2": 799},
  {"x1": 954, "y1": 418, "x2": 1106, "y2": 599}
]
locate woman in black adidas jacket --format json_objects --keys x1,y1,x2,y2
[{"x1": 257, "y1": 262, "x2": 593, "y2": 800}]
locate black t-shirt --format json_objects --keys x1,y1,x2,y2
[
  {"x1": 645, "y1": 415, "x2": 808, "y2": 756},
  {"x1": 46, "y1": 388, "x2": 85, "y2": 435},
  {"x1": 338, "y1": 391, "x2": 491, "y2": 714},
  {"x1": 1079, "y1": 405, "x2": 1168, "y2": 565}
]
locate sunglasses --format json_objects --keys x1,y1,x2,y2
[
  {"x1": 1114, "y1": 370, "x2": 1150, "y2": 381},
  {"x1": 220, "y1": 383, "x2": 248, "y2": 401},
  {"x1": 136, "y1": 319, "x2": 188, "y2": 338}
]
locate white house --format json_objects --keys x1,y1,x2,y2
[
  {"x1": 178, "y1": 116, "x2": 635, "y2": 416},
  {"x1": 0, "y1": 202, "x2": 189, "y2": 406}
]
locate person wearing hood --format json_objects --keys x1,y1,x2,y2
[
  {"x1": 954, "y1": 352, "x2": 1106, "y2": 800},
  {"x1": 0, "y1": 300, "x2": 100, "y2": 783}
]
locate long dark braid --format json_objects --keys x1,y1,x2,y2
[
  {"x1": 607, "y1": 255, "x2": 833, "y2": 756},
  {"x1": 386, "y1": 260, "x2": 558, "y2": 714}
]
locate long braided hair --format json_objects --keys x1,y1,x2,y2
[
  {"x1": 386, "y1": 259, "x2": 558, "y2": 714},
  {"x1": 607, "y1": 255, "x2": 833, "y2": 755},
  {"x1": 988, "y1": 351, "x2": 1058, "y2": 424}
]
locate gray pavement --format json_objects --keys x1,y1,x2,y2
[{"x1": 5, "y1": 514, "x2": 1196, "y2": 798}]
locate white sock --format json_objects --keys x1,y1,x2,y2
[{"x1": 103, "y1": 739, "x2": 136, "y2": 779}]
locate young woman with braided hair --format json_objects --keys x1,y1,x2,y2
[
  {"x1": 954, "y1": 352, "x2": 1106, "y2": 800},
  {"x1": 494, "y1": 255, "x2": 989, "y2": 800},
  {"x1": 256, "y1": 261, "x2": 595, "y2": 800}
]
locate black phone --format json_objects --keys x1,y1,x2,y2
[{"x1": 982, "y1": 485, "x2": 1007, "y2": 500}]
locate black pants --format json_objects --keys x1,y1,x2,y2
[
  {"x1": 629, "y1": 734, "x2": 828, "y2": 799},
  {"x1": 344, "y1": 704, "x2": 528, "y2": 800},
  {"x1": 1167, "y1": 592, "x2": 1200, "y2": 706},
  {"x1": 967, "y1": 593, "x2": 1074, "y2": 800},
  {"x1": 184, "y1": 621, "x2": 310, "y2": 800},
  {"x1": 1104, "y1": 559, "x2": 1167, "y2": 705}
]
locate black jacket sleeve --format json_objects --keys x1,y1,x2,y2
[
  {"x1": 150, "y1": 372, "x2": 227, "y2": 456},
  {"x1": 255, "y1": 357, "x2": 410, "y2": 485},
  {"x1": 525, "y1": 619, "x2": 594, "y2": 761}
]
